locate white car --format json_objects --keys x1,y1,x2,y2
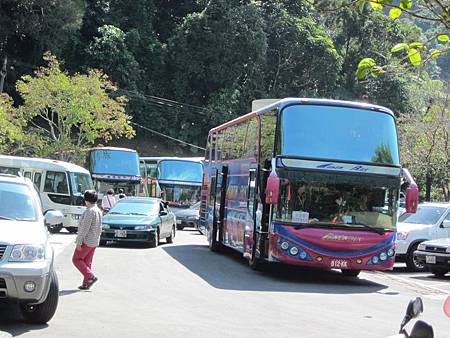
[
  {"x1": 0, "y1": 174, "x2": 63, "y2": 323},
  {"x1": 396, "y1": 202, "x2": 450, "y2": 271}
]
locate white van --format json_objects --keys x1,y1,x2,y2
[{"x1": 0, "y1": 155, "x2": 94, "y2": 233}]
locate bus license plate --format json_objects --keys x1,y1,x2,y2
[
  {"x1": 330, "y1": 259, "x2": 349, "y2": 269},
  {"x1": 115, "y1": 230, "x2": 127, "y2": 238},
  {"x1": 425, "y1": 255, "x2": 436, "y2": 264}
]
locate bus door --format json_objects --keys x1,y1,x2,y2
[
  {"x1": 244, "y1": 167, "x2": 258, "y2": 257},
  {"x1": 209, "y1": 166, "x2": 228, "y2": 249}
]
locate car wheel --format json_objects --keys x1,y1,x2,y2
[
  {"x1": 66, "y1": 227, "x2": 78, "y2": 234},
  {"x1": 166, "y1": 225, "x2": 175, "y2": 244},
  {"x1": 341, "y1": 269, "x2": 361, "y2": 277},
  {"x1": 47, "y1": 223, "x2": 63, "y2": 234},
  {"x1": 406, "y1": 243, "x2": 426, "y2": 272},
  {"x1": 430, "y1": 268, "x2": 448, "y2": 278},
  {"x1": 21, "y1": 270, "x2": 59, "y2": 324},
  {"x1": 149, "y1": 228, "x2": 159, "y2": 248}
]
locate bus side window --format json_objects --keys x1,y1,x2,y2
[
  {"x1": 33, "y1": 172, "x2": 42, "y2": 190},
  {"x1": 245, "y1": 118, "x2": 258, "y2": 159},
  {"x1": 24, "y1": 171, "x2": 32, "y2": 179},
  {"x1": 44, "y1": 171, "x2": 69, "y2": 194},
  {"x1": 259, "y1": 109, "x2": 277, "y2": 165}
]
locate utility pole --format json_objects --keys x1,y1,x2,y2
[{"x1": 0, "y1": 56, "x2": 7, "y2": 93}]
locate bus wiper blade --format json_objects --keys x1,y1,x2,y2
[{"x1": 351, "y1": 222, "x2": 385, "y2": 235}]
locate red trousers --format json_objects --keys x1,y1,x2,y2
[{"x1": 72, "y1": 244, "x2": 96, "y2": 284}]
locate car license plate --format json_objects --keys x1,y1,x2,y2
[
  {"x1": 425, "y1": 255, "x2": 436, "y2": 264},
  {"x1": 115, "y1": 230, "x2": 127, "y2": 238},
  {"x1": 177, "y1": 219, "x2": 182, "y2": 224},
  {"x1": 330, "y1": 259, "x2": 350, "y2": 269}
]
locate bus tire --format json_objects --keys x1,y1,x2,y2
[
  {"x1": 66, "y1": 227, "x2": 78, "y2": 234},
  {"x1": 47, "y1": 223, "x2": 62, "y2": 234},
  {"x1": 341, "y1": 269, "x2": 361, "y2": 277},
  {"x1": 208, "y1": 226, "x2": 221, "y2": 252},
  {"x1": 249, "y1": 243, "x2": 265, "y2": 271}
]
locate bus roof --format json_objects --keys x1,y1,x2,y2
[
  {"x1": 141, "y1": 156, "x2": 204, "y2": 162},
  {"x1": 90, "y1": 147, "x2": 137, "y2": 153},
  {"x1": 0, "y1": 154, "x2": 90, "y2": 174},
  {"x1": 209, "y1": 98, "x2": 394, "y2": 134}
]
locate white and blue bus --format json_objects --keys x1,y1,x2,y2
[{"x1": 87, "y1": 147, "x2": 143, "y2": 198}]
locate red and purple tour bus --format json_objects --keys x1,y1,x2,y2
[{"x1": 200, "y1": 98, "x2": 418, "y2": 276}]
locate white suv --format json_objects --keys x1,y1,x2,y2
[
  {"x1": 0, "y1": 174, "x2": 63, "y2": 323},
  {"x1": 396, "y1": 202, "x2": 450, "y2": 271}
]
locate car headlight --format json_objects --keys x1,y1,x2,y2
[
  {"x1": 418, "y1": 243, "x2": 426, "y2": 251},
  {"x1": 135, "y1": 226, "x2": 146, "y2": 230},
  {"x1": 397, "y1": 231, "x2": 408, "y2": 240},
  {"x1": 102, "y1": 224, "x2": 110, "y2": 230},
  {"x1": 9, "y1": 245, "x2": 45, "y2": 262}
]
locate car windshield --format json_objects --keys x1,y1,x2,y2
[
  {"x1": 190, "y1": 201, "x2": 201, "y2": 210},
  {"x1": 398, "y1": 206, "x2": 447, "y2": 225},
  {"x1": 109, "y1": 200, "x2": 159, "y2": 216},
  {"x1": 0, "y1": 182, "x2": 38, "y2": 221},
  {"x1": 70, "y1": 172, "x2": 94, "y2": 196}
]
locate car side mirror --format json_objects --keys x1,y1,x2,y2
[
  {"x1": 44, "y1": 210, "x2": 64, "y2": 226},
  {"x1": 442, "y1": 220, "x2": 450, "y2": 228}
]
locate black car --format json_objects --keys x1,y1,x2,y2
[
  {"x1": 414, "y1": 238, "x2": 450, "y2": 277},
  {"x1": 172, "y1": 201, "x2": 200, "y2": 231}
]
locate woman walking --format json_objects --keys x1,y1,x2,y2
[{"x1": 73, "y1": 190, "x2": 103, "y2": 290}]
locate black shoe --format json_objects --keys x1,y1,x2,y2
[{"x1": 85, "y1": 276, "x2": 98, "y2": 289}]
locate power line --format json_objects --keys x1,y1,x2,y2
[{"x1": 132, "y1": 121, "x2": 206, "y2": 151}]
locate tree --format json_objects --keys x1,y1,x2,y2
[
  {"x1": 13, "y1": 52, "x2": 135, "y2": 162},
  {"x1": 0, "y1": 93, "x2": 24, "y2": 152},
  {"x1": 399, "y1": 77, "x2": 450, "y2": 201}
]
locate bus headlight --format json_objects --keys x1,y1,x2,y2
[
  {"x1": 379, "y1": 252, "x2": 387, "y2": 261},
  {"x1": 387, "y1": 248, "x2": 395, "y2": 257},
  {"x1": 290, "y1": 247, "x2": 299, "y2": 256},
  {"x1": 280, "y1": 242, "x2": 289, "y2": 250},
  {"x1": 9, "y1": 245, "x2": 45, "y2": 262}
]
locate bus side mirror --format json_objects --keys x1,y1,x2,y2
[
  {"x1": 265, "y1": 173, "x2": 280, "y2": 205},
  {"x1": 405, "y1": 185, "x2": 418, "y2": 214},
  {"x1": 403, "y1": 168, "x2": 418, "y2": 214}
]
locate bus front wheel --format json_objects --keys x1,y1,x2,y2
[
  {"x1": 248, "y1": 243, "x2": 265, "y2": 271},
  {"x1": 341, "y1": 269, "x2": 361, "y2": 277}
]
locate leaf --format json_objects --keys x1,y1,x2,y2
[
  {"x1": 369, "y1": 1, "x2": 383, "y2": 11},
  {"x1": 358, "y1": 0, "x2": 366, "y2": 13},
  {"x1": 389, "y1": 8, "x2": 402, "y2": 20},
  {"x1": 409, "y1": 42, "x2": 425, "y2": 49},
  {"x1": 400, "y1": 0, "x2": 413, "y2": 9},
  {"x1": 391, "y1": 43, "x2": 409, "y2": 52},
  {"x1": 437, "y1": 34, "x2": 449, "y2": 43},
  {"x1": 408, "y1": 48, "x2": 421, "y2": 67},
  {"x1": 356, "y1": 58, "x2": 376, "y2": 79},
  {"x1": 430, "y1": 49, "x2": 441, "y2": 58}
]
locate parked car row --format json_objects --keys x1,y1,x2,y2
[{"x1": 395, "y1": 202, "x2": 450, "y2": 277}]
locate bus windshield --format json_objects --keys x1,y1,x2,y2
[
  {"x1": 279, "y1": 105, "x2": 400, "y2": 165},
  {"x1": 90, "y1": 149, "x2": 140, "y2": 176},
  {"x1": 274, "y1": 174, "x2": 398, "y2": 231},
  {"x1": 70, "y1": 172, "x2": 94, "y2": 197},
  {"x1": 158, "y1": 160, "x2": 203, "y2": 183},
  {"x1": 161, "y1": 185, "x2": 200, "y2": 208}
]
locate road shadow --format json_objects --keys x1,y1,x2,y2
[
  {"x1": 99, "y1": 240, "x2": 171, "y2": 250},
  {"x1": 0, "y1": 304, "x2": 48, "y2": 336},
  {"x1": 59, "y1": 289, "x2": 80, "y2": 296},
  {"x1": 162, "y1": 244, "x2": 388, "y2": 294}
]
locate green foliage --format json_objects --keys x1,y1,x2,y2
[
  {"x1": 0, "y1": 94, "x2": 25, "y2": 152},
  {"x1": 14, "y1": 52, "x2": 135, "y2": 162}
]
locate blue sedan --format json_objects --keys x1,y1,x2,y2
[{"x1": 100, "y1": 197, "x2": 176, "y2": 247}]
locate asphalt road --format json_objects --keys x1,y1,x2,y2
[{"x1": 1, "y1": 229, "x2": 449, "y2": 338}]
